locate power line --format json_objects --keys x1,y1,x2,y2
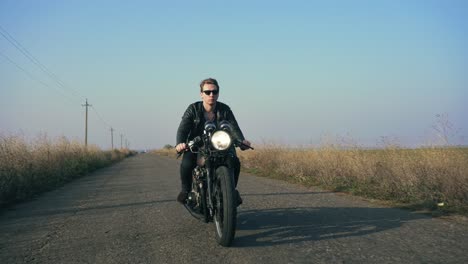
[
  {"x1": 0, "y1": 49, "x2": 78, "y2": 105},
  {"x1": 82, "y1": 99, "x2": 92, "y2": 147},
  {"x1": 0, "y1": 25, "x2": 85, "y2": 101},
  {"x1": 1, "y1": 49, "x2": 126, "y2": 149},
  {"x1": 90, "y1": 105, "x2": 114, "y2": 129},
  {"x1": 0, "y1": 25, "x2": 126, "y2": 149},
  {"x1": 91, "y1": 105, "x2": 128, "y2": 149},
  {"x1": 110, "y1": 127, "x2": 114, "y2": 150}
]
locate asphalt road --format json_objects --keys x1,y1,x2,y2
[{"x1": 1, "y1": 154, "x2": 467, "y2": 264}]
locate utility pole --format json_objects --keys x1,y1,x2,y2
[
  {"x1": 120, "y1": 134, "x2": 123, "y2": 149},
  {"x1": 110, "y1": 127, "x2": 114, "y2": 150},
  {"x1": 82, "y1": 99, "x2": 92, "y2": 147}
]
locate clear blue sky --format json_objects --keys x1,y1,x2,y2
[{"x1": 1, "y1": 0, "x2": 467, "y2": 149}]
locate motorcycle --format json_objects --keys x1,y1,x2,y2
[{"x1": 177, "y1": 120, "x2": 253, "y2": 247}]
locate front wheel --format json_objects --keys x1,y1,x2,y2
[
  {"x1": 213, "y1": 166, "x2": 237, "y2": 247},
  {"x1": 200, "y1": 184, "x2": 209, "y2": 223}
]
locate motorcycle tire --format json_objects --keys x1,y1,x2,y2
[
  {"x1": 213, "y1": 166, "x2": 237, "y2": 247},
  {"x1": 200, "y1": 184, "x2": 209, "y2": 223}
]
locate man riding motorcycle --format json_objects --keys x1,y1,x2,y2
[{"x1": 175, "y1": 78, "x2": 251, "y2": 205}]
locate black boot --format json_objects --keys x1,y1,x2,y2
[{"x1": 177, "y1": 191, "x2": 188, "y2": 204}]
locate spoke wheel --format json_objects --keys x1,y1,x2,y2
[{"x1": 213, "y1": 166, "x2": 236, "y2": 247}]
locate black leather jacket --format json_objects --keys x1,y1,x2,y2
[{"x1": 176, "y1": 101, "x2": 245, "y2": 145}]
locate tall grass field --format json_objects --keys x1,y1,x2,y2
[
  {"x1": 155, "y1": 144, "x2": 468, "y2": 215},
  {"x1": 238, "y1": 145, "x2": 468, "y2": 215},
  {"x1": 0, "y1": 134, "x2": 134, "y2": 207}
]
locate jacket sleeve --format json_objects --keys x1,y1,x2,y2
[
  {"x1": 176, "y1": 104, "x2": 194, "y2": 145},
  {"x1": 226, "y1": 107, "x2": 245, "y2": 141}
]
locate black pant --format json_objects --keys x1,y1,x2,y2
[{"x1": 180, "y1": 151, "x2": 241, "y2": 192}]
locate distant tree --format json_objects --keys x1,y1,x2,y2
[
  {"x1": 163, "y1": 144, "x2": 173, "y2": 150},
  {"x1": 432, "y1": 113, "x2": 459, "y2": 146}
]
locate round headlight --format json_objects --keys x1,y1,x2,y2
[{"x1": 211, "y1": 130, "x2": 232, "y2": 150}]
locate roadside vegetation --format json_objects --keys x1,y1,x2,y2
[
  {"x1": 154, "y1": 143, "x2": 468, "y2": 215},
  {"x1": 238, "y1": 144, "x2": 468, "y2": 215},
  {"x1": 153, "y1": 144, "x2": 177, "y2": 158},
  {"x1": 0, "y1": 134, "x2": 135, "y2": 207}
]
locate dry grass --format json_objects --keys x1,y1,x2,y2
[
  {"x1": 153, "y1": 142, "x2": 468, "y2": 215},
  {"x1": 237, "y1": 145, "x2": 468, "y2": 215},
  {"x1": 152, "y1": 148, "x2": 178, "y2": 158},
  {"x1": 0, "y1": 134, "x2": 134, "y2": 207}
]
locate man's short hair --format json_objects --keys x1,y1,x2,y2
[{"x1": 199, "y1": 78, "x2": 220, "y2": 92}]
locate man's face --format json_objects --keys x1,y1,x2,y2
[{"x1": 200, "y1": 83, "x2": 219, "y2": 106}]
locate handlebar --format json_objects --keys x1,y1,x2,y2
[
  {"x1": 176, "y1": 138, "x2": 253, "y2": 158},
  {"x1": 235, "y1": 139, "x2": 254, "y2": 150},
  {"x1": 176, "y1": 148, "x2": 188, "y2": 158},
  {"x1": 176, "y1": 137, "x2": 202, "y2": 158}
]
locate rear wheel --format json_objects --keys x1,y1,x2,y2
[{"x1": 213, "y1": 166, "x2": 237, "y2": 247}]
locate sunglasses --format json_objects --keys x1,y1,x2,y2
[{"x1": 203, "y1": 90, "x2": 219, "y2": 95}]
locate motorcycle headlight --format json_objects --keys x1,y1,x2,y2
[{"x1": 210, "y1": 130, "x2": 232, "y2": 150}]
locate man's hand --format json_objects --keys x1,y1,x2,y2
[
  {"x1": 239, "y1": 139, "x2": 251, "y2": 151},
  {"x1": 175, "y1": 143, "x2": 187, "y2": 153}
]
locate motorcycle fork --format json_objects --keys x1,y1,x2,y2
[
  {"x1": 206, "y1": 167, "x2": 215, "y2": 216},
  {"x1": 205, "y1": 157, "x2": 228, "y2": 218}
]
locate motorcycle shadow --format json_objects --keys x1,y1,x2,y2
[{"x1": 233, "y1": 206, "x2": 427, "y2": 248}]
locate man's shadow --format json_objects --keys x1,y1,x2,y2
[{"x1": 233, "y1": 205, "x2": 427, "y2": 247}]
